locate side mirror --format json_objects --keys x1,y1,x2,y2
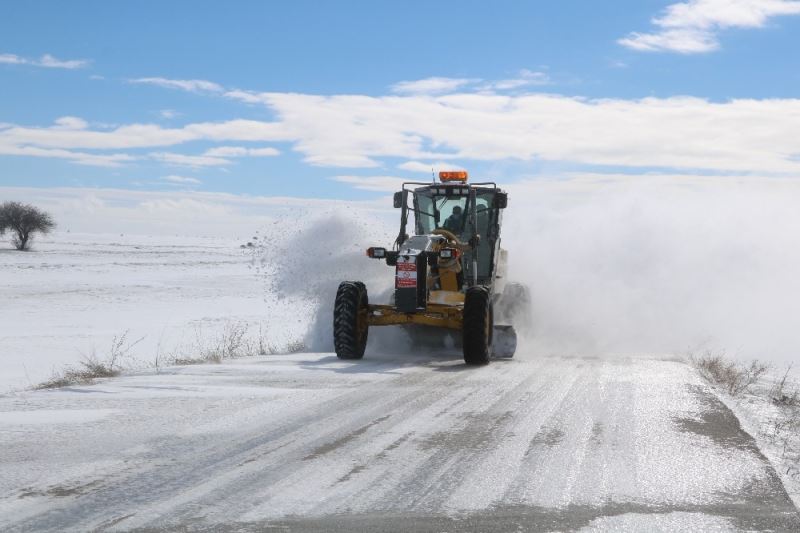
[
  {"x1": 366, "y1": 247, "x2": 386, "y2": 258},
  {"x1": 393, "y1": 191, "x2": 404, "y2": 208},
  {"x1": 494, "y1": 192, "x2": 508, "y2": 209}
]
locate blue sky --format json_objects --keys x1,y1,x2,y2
[{"x1": 3, "y1": 0, "x2": 800, "y2": 200}]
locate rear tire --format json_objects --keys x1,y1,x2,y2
[
  {"x1": 334, "y1": 281, "x2": 369, "y2": 359},
  {"x1": 463, "y1": 286, "x2": 492, "y2": 365}
]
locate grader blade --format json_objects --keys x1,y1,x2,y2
[{"x1": 492, "y1": 325, "x2": 517, "y2": 358}]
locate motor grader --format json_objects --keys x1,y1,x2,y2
[{"x1": 333, "y1": 171, "x2": 530, "y2": 365}]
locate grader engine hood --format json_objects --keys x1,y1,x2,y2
[{"x1": 395, "y1": 235, "x2": 438, "y2": 313}]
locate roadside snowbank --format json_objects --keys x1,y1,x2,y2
[{"x1": 715, "y1": 370, "x2": 800, "y2": 509}]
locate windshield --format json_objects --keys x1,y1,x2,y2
[
  {"x1": 411, "y1": 189, "x2": 500, "y2": 281},
  {"x1": 414, "y1": 194, "x2": 469, "y2": 236}
]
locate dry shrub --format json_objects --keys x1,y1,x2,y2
[
  {"x1": 691, "y1": 350, "x2": 769, "y2": 396},
  {"x1": 174, "y1": 322, "x2": 302, "y2": 364},
  {"x1": 286, "y1": 340, "x2": 307, "y2": 354},
  {"x1": 36, "y1": 331, "x2": 143, "y2": 389},
  {"x1": 766, "y1": 406, "x2": 800, "y2": 480},
  {"x1": 770, "y1": 364, "x2": 800, "y2": 407},
  {"x1": 184, "y1": 322, "x2": 250, "y2": 364},
  {"x1": 35, "y1": 324, "x2": 306, "y2": 388}
]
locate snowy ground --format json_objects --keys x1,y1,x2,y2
[
  {"x1": 2, "y1": 230, "x2": 799, "y2": 531},
  {"x1": 0, "y1": 232, "x2": 297, "y2": 392},
  {"x1": 717, "y1": 371, "x2": 800, "y2": 511},
  {"x1": 1, "y1": 352, "x2": 797, "y2": 532}
]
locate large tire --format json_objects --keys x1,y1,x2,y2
[
  {"x1": 333, "y1": 281, "x2": 369, "y2": 359},
  {"x1": 463, "y1": 286, "x2": 492, "y2": 365}
]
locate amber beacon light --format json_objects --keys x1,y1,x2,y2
[{"x1": 439, "y1": 170, "x2": 468, "y2": 182}]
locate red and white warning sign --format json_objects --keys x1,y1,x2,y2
[{"x1": 396, "y1": 257, "x2": 417, "y2": 288}]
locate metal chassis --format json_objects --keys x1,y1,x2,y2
[{"x1": 367, "y1": 303, "x2": 463, "y2": 330}]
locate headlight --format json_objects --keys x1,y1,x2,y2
[{"x1": 439, "y1": 248, "x2": 460, "y2": 259}]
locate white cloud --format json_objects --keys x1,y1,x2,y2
[
  {"x1": 391, "y1": 77, "x2": 476, "y2": 95},
  {"x1": 203, "y1": 146, "x2": 280, "y2": 157},
  {"x1": 53, "y1": 116, "x2": 89, "y2": 130},
  {"x1": 0, "y1": 117, "x2": 287, "y2": 151},
  {"x1": 0, "y1": 53, "x2": 24, "y2": 64},
  {"x1": 658, "y1": 0, "x2": 800, "y2": 28},
  {"x1": 162, "y1": 175, "x2": 201, "y2": 185},
  {"x1": 480, "y1": 70, "x2": 551, "y2": 91},
  {"x1": 398, "y1": 161, "x2": 465, "y2": 174},
  {"x1": 390, "y1": 71, "x2": 549, "y2": 96},
  {"x1": 203, "y1": 146, "x2": 247, "y2": 157},
  {"x1": 37, "y1": 54, "x2": 90, "y2": 69},
  {"x1": 331, "y1": 175, "x2": 409, "y2": 192},
  {"x1": 223, "y1": 89, "x2": 271, "y2": 105},
  {"x1": 6, "y1": 91, "x2": 800, "y2": 176},
  {"x1": 305, "y1": 154, "x2": 381, "y2": 168},
  {"x1": 249, "y1": 147, "x2": 281, "y2": 156},
  {"x1": 159, "y1": 109, "x2": 180, "y2": 119},
  {"x1": 247, "y1": 92, "x2": 800, "y2": 174},
  {"x1": 0, "y1": 144, "x2": 134, "y2": 167},
  {"x1": 129, "y1": 77, "x2": 223, "y2": 93},
  {"x1": 620, "y1": 0, "x2": 800, "y2": 53},
  {"x1": 620, "y1": 28, "x2": 720, "y2": 53},
  {"x1": 0, "y1": 52, "x2": 90, "y2": 69},
  {"x1": 149, "y1": 152, "x2": 230, "y2": 167}
]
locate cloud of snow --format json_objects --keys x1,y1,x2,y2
[
  {"x1": 251, "y1": 172, "x2": 800, "y2": 364},
  {"x1": 252, "y1": 208, "x2": 399, "y2": 351},
  {"x1": 504, "y1": 174, "x2": 800, "y2": 364}
]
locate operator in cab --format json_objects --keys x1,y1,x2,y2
[{"x1": 442, "y1": 205, "x2": 463, "y2": 234}]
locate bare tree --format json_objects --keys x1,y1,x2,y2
[{"x1": 0, "y1": 202, "x2": 55, "y2": 251}]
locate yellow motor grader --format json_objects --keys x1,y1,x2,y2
[{"x1": 333, "y1": 171, "x2": 530, "y2": 365}]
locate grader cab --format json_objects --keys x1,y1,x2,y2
[{"x1": 333, "y1": 171, "x2": 530, "y2": 365}]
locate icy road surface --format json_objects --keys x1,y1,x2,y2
[{"x1": 1, "y1": 352, "x2": 798, "y2": 532}]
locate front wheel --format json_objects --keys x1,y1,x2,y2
[
  {"x1": 463, "y1": 286, "x2": 492, "y2": 365},
  {"x1": 333, "y1": 281, "x2": 369, "y2": 359}
]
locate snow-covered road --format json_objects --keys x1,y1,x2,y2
[{"x1": 1, "y1": 351, "x2": 797, "y2": 532}]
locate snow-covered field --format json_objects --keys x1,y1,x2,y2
[{"x1": 0, "y1": 232, "x2": 282, "y2": 392}]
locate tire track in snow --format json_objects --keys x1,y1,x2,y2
[{"x1": 1, "y1": 353, "x2": 798, "y2": 532}]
